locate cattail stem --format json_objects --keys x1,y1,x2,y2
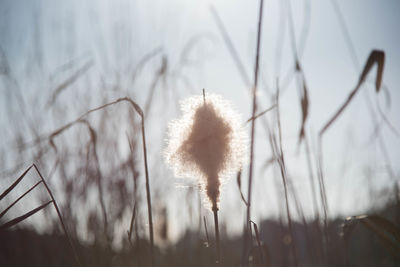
[{"x1": 213, "y1": 208, "x2": 221, "y2": 264}]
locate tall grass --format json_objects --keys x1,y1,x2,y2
[{"x1": 1, "y1": 1, "x2": 399, "y2": 267}]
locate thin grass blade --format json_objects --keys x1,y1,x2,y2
[
  {"x1": 0, "y1": 200, "x2": 53, "y2": 231},
  {"x1": 246, "y1": 104, "x2": 276, "y2": 124},
  {"x1": 0, "y1": 165, "x2": 33, "y2": 201},
  {"x1": 236, "y1": 171, "x2": 248, "y2": 206},
  {"x1": 320, "y1": 50, "x2": 385, "y2": 136},
  {"x1": 0, "y1": 180, "x2": 42, "y2": 219}
]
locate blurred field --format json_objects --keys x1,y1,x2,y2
[{"x1": 1, "y1": 0, "x2": 400, "y2": 266}]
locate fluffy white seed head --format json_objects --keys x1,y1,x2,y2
[{"x1": 165, "y1": 93, "x2": 247, "y2": 211}]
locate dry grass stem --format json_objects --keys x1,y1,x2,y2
[
  {"x1": 44, "y1": 97, "x2": 154, "y2": 266},
  {"x1": 48, "y1": 60, "x2": 93, "y2": 106},
  {"x1": 213, "y1": 209, "x2": 221, "y2": 264},
  {"x1": 0, "y1": 165, "x2": 82, "y2": 267},
  {"x1": 244, "y1": 1, "x2": 264, "y2": 265},
  {"x1": 0, "y1": 180, "x2": 42, "y2": 219}
]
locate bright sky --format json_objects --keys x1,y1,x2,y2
[{"x1": 1, "y1": 0, "x2": 399, "y2": 243}]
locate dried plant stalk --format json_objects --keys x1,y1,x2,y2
[
  {"x1": 317, "y1": 50, "x2": 386, "y2": 246},
  {"x1": 0, "y1": 165, "x2": 82, "y2": 267},
  {"x1": 244, "y1": 0, "x2": 264, "y2": 265},
  {"x1": 80, "y1": 97, "x2": 155, "y2": 267},
  {"x1": 40, "y1": 97, "x2": 154, "y2": 266}
]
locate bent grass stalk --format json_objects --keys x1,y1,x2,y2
[
  {"x1": 0, "y1": 164, "x2": 82, "y2": 267},
  {"x1": 43, "y1": 97, "x2": 154, "y2": 266},
  {"x1": 48, "y1": 119, "x2": 110, "y2": 245},
  {"x1": 317, "y1": 50, "x2": 386, "y2": 243},
  {"x1": 33, "y1": 164, "x2": 82, "y2": 267},
  {"x1": 81, "y1": 97, "x2": 155, "y2": 267}
]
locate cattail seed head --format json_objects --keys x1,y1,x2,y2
[{"x1": 165, "y1": 93, "x2": 247, "y2": 210}]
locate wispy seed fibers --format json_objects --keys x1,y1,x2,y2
[{"x1": 165, "y1": 93, "x2": 247, "y2": 210}]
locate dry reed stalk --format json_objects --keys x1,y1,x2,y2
[
  {"x1": 47, "y1": 60, "x2": 93, "y2": 106},
  {"x1": 303, "y1": 136, "x2": 322, "y2": 265},
  {"x1": 0, "y1": 48, "x2": 39, "y2": 137},
  {"x1": 0, "y1": 164, "x2": 82, "y2": 267},
  {"x1": 213, "y1": 208, "x2": 221, "y2": 264},
  {"x1": 48, "y1": 118, "x2": 110, "y2": 244},
  {"x1": 284, "y1": 5, "x2": 320, "y2": 262},
  {"x1": 0, "y1": 200, "x2": 54, "y2": 231},
  {"x1": 329, "y1": 0, "x2": 394, "y2": 138},
  {"x1": 209, "y1": 6, "x2": 251, "y2": 87},
  {"x1": 329, "y1": 0, "x2": 359, "y2": 71},
  {"x1": 243, "y1": 1, "x2": 264, "y2": 266},
  {"x1": 33, "y1": 164, "x2": 82, "y2": 267},
  {"x1": 0, "y1": 165, "x2": 33, "y2": 201},
  {"x1": 326, "y1": 0, "x2": 398, "y2": 201},
  {"x1": 90, "y1": 132, "x2": 111, "y2": 245},
  {"x1": 126, "y1": 132, "x2": 142, "y2": 267},
  {"x1": 303, "y1": 136, "x2": 319, "y2": 219},
  {"x1": 317, "y1": 50, "x2": 386, "y2": 239},
  {"x1": 131, "y1": 47, "x2": 163, "y2": 83},
  {"x1": 274, "y1": 88, "x2": 299, "y2": 267},
  {"x1": 316, "y1": 138, "x2": 330, "y2": 237},
  {"x1": 284, "y1": 0, "x2": 321, "y2": 244},
  {"x1": 249, "y1": 220, "x2": 266, "y2": 267},
  {"x1": 46, "y1": 97, "x2": 154, "y2": 266},
  {"x1": 127, "y1": 202, "x2": 137, "y2": 245},
  {"x1": 144, "y1": 56, "x2": 167, "y2": 116},
  {"x1": 0, "y1": 180, "x2": 42, "y2": 219},
  {"x1": 209, "y1": 3, "x2": 278, "y2": 153},
  {"x1": 82, "y1": 97, "x2": 155, "y2": 266},
  {"x1": 245, "y1": 105, "x2": 277, "y2": 124},
  {"x1": 211, "y1": 4, "x2": 277, "y2": 248},
  {"x1": 49, "y1": 55, "x2": 89, "y2": 79},
  {"x1": 127, "y1": 133, "x2": 139, "y2": 244},
  {"x1": 319, "y1": 50, "x2": 385, "y2": 136},
  {"x1": 236, "y1": 170, "x2": 249, "y2": 206}
]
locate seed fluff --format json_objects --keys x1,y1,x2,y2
[{"x1": 165, "y1": 93, "x2": 247, "y2": 211}]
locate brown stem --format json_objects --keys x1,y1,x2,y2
[
  {"x1": 213, "y1": 209, "x2": 221, "y2": 264},
  {"x1": 244, "y1": 1, "x2": 264, "y2": 266},
  {"x1": 275, "y1": 86, "x2": 299, "y2": 267},
  {"x1": 55, "y1": 97, "x2": 155, "y2": 265},
  {"x1": 0, "y1": 180, "x2": 42, "y2": 219},
  {"x1": 250, "y1": 220, "x2": 265, "y2": 266},
  {"x1": 141, "y1": 118, "x2": 155, "y2": 267}
]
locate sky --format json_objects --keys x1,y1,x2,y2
[{"x1": 1, "y1": 0, "x2": 399, "y2": 243}]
